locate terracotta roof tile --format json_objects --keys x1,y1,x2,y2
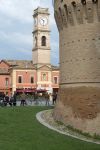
[
  {"x1": 0, "y1": 68, "x2": 9, "y2": 74},
  {"x1": 5, "y1": 60, "x2": 36, "y2": 69},
  {"x1": 51, "y1": 65, "x2": 59, "y2": 70}
]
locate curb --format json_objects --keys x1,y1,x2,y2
[{"x1": 36, "y1": 110, "x2": 100, "y2": 145}]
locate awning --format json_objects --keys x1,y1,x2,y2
[{"x1": 16, "y1": 89, "x2": 36, "y2": 93}]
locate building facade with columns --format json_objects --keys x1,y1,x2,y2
[{"x1": 0, "y1": 7, "x2": 59, "y2": 96}]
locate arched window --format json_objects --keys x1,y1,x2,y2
[
  {"x1": 41, "y1": 36, "x2": 46, "y2": 46},
  {"x1": 53, "y1": 77, "x2": 58, "y2": 84},
  {"x1": 41, "y1": 73, "x2": 48, "y2": 81},
  {"x1": 42, "y1": 73, "x2": 46, "y2": 81}
]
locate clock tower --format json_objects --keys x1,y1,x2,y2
[{"x1": 32, "y1": 7, "x2": 51, "y2": 67}]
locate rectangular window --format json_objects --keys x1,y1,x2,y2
[
  {"x1": 53, "y1": 77, "x2": 58, "y2": 84},
  {"x1": 18, "y1": 76, "x2": 22, "y2": 83},
  {"x1": 5, "y1": 78, "x2": 9, "y2": 86},
  {"x1": 30, "y1": 76, "x2": 34, "y2": 83}
]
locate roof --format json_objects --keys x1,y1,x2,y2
[
  {"x1": 0, "y1": 68, "x2": 10, "y2": 75},
  {"x1": 0, "y1": 60, "x2": 59, "y2": 72},
  {"x1": 51, "y1": 65, "x2": 59, "y2": 71},
  {"x1": 36, "y1": 64, "x2": 59, "y2": 71},
  {"x1": 4, "y1": 60, "x2": 36, "y2": 69},
  {"x1": 33, "y1": 7, "x2": 50, "y2": 16}
]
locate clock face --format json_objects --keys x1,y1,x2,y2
[{"x1": 40, "y1": 17, "x2": 48, "y2": 26}]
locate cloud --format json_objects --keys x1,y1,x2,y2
[
  {"x1": 0, "y1": 31, "x2": 32, "y2": 46},
  {"x1": 17, "y1": 48, "x2": 31, "y2": 55},
  {"x1": 0, "y1": 0, "x2": 59, "y2": 65},
  {"x1": 0, "y1": 0, "x2": 55, "y2": 24},
  {"x1": 0, "y1": 0, "x2": 33, "y2": 23}
]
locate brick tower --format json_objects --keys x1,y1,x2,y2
[{"x1": 53, "y1": 0, "x2": 100, "y2": 135}]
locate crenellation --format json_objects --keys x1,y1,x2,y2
[
  {"x1": 86, "y1": 1, "x2": 94, "y2": 23},
  {"x1": 76, "y1": 3, "x2": 84, "y2": 24},
  {"x1": 97, "y1": 0, "x2": 100, "y2": 21},
  {"x1": 67, "y1": 6, "x2": 75, "y2": 26},
  {"x1": 54, "y1": 0, "x2": 100, "y2": 30},
  {"x1": 61, "y1": 5, "x2": 68, "y2": 27},
  {"x1": 54, "y1": 11, "x2": 62, "y2": 31},
  {"x1": 81, "y1": 0, "x2": 87, "y2": 5},
  {"x1": 57, "y1": 9, "x2": 63, "y2": 30}
]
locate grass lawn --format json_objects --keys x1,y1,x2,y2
[{"x1": 0, "y1": 106, "x2": 100, "y2": 150}]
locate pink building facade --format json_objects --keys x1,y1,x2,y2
[
  {"x1": 0, "y1": 60, "x2": 11, "y2": 95},
  {"x1": 0, "y1": 60, "x2": 59, "y2": 96}
]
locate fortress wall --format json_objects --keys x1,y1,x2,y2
[
  {"x1": 54, "y1": 0, "x2": 100, "y2": 135},
  {"x1": 60, "y1": 23, "x2": 100, "y2": 84},
  {"x1": 54, "y1": 0, "x2": 100, "y2": 30}
]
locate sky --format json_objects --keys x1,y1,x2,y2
[{"x1": 0, "y1": 0, "x2": 59, "y2": 65}]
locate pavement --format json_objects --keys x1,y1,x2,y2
[{"x1": 0, "y1": 99, "x2": 53, "y2": 107}]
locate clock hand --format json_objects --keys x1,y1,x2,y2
[
  {"x1": 42, "y1": 19, "x2": 45, "y2": 25},
  {"x1": 41, "y1": 19, "x2": 44, "y2": 25}
]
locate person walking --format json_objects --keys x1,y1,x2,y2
[
  {"x1": 4, "y1": 94, "x2": 9, "y2": 106},
  {"x1": 9, "y1": 94, "x2": 13, "y2": 106},
  {"x1": 13, "y1": 91, "x2": 17, "y2": 106},
  {"x1": 20, "y1": 92, "x2": 26, "y2": 106},
  {"x1": 52, "y1": 92, "x2": 57, "y2": 105},
  {"x1": 34, "y1": 92, "x2": 39, "y2": 105},
  {"x1": 45, "y1": 92, "x2": 50, "y2": 106}
]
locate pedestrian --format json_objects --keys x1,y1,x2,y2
[
  {"x1": 34, "y1": 92, "x2": 39, "y2": 105},
  {"x1": 9, "y1": 94, "x2": 13, "y2": 106},
  {"x1": 45, "y1": 92, "x2": 50, "y2": 106},
  {"x1": 20, "y1": 92, "x2": 26, "y2": 106},
  {"x1": 4, "y1": 94, "x2": 9, "y2": 106},
  {"x1": 13, "y1": 91, "x2": 17, "y2": 106},
  {"x1": 52, "y1": 92, "x2": 57, "y2": 105}
]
